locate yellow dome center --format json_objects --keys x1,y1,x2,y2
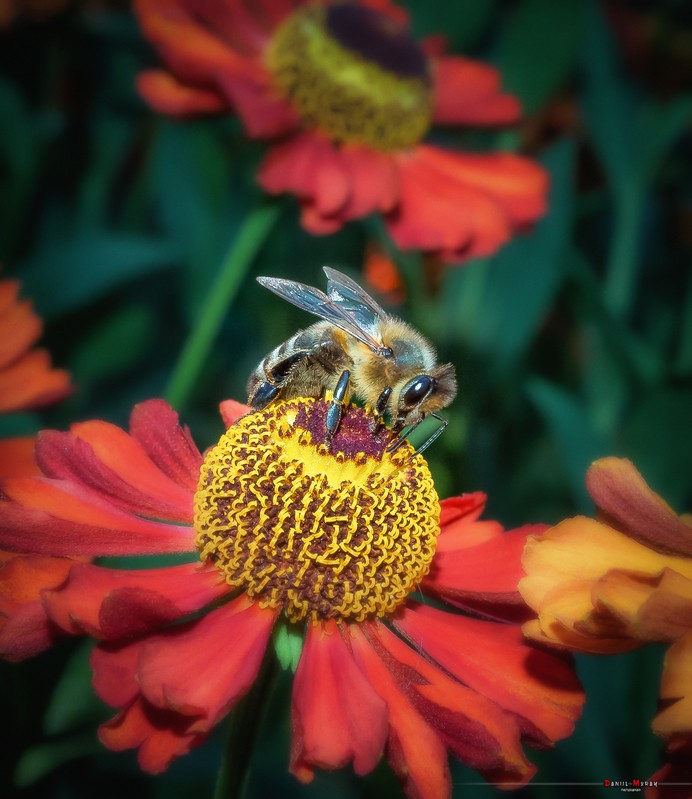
[
  {"x1": 266, "y1": 3, "x2": 433, "y2": 151},
  {"x1": 194, "y1": 399, "x2": 440, "y2": 623}
]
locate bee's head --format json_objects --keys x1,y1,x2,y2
[{"x1": 396, "y1": 362, "x2": 457, "y2": 423}]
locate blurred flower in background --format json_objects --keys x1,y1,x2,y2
[
  {"x1": 520, "y1": 457, "x2": 692, "y2": 794},
  {"x1": 0, "y1": 396, "x2": 583, "y2": 795},
  {"x1": 135, "y1": 0, "x2": 548, "y2": 263}
]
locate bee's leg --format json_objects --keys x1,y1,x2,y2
[
  {"x1": 249, "y1": 351, "x2": 310, "y2": 410},
  {"x1": 387, "y1": 413, "x2": 447, "y2": 456},
  {"x1": 370, "y1": 386, "x2": 392, "y2": 432},
  {"x1": 325, "y1": 369, "x2": 350, "y2": 442}
]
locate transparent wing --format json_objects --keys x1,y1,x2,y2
[
  {"x1": 257, "y1": 273, "x2": 391, "y2": 355},
  {"x1": 323, "y1": 266, "x2": 387, "y2": 331}
]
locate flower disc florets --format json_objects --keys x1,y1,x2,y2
[
  {"x1": 266, "y1": 3, "x2": 433, "y2": 151},
  {"x1": 194, "y1": 399, "x2": 440, "y2": 623}
]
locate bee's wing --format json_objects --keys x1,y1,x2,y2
[
  {"x1": 322, "y1": 266, "x2": 387, "y2": 324},
  {"x1": 257, "y1": 275, "x2": 390, "y2": 355}
]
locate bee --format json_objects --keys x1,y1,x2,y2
[{"x1": 247, "y1": 266, "x2": 457, "y2": 454}]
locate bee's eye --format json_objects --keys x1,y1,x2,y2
[{"x1": 402, "y1": 375, "x2": 434, "y2": 407}]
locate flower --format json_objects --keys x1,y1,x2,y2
[
  {"x1": 0, "y1": 396, "x2": 583, "y2": 795},
  {"x1": 134, "y1": 0, "x2": 548, "y2": 263},
  {"x1": 520, "y1": 457, "x2": 692, "y2": 794},
  {"x1": 0, "y1": 278, "x2": 72, "y2": 416}
]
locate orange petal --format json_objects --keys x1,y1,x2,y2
[
  {"x1": 290, "y1": 619, "x2": 388, "y2": 780},
  {"x1": 137, "y1": 70, "x2": 226, "y2": 116},
  {"x1": 653, "y1": 633, "x2": 692, "y2": 737},
  {"x1": 587, "y1": 458, "x2": 692, "y2": 557},
  {"x1": 0, "y1": 291, "x2": 41, "y2": 369},
  {"x1": 219, "y1": 399, "x2": 251, "y2": 428},
  {"x1": 0, "y1": 350, "x2": 71, "y2": 413}
]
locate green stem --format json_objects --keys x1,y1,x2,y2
[
  {"x1": 165, "y1": 201, "x2": 282, "y2": 409},
  {"x1": 603, "y1": 182, "x2": 645, "y2": 319},
  {"x1": 213, "y1": 653, "x2": 280, "y2": 799}
]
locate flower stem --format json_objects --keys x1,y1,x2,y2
[
  {"x1": 213, "y1": 653, "x2": 280, "y2": 799},
  {"x1": 165, "y1": 201, "x2": 282, "y2": 409}
]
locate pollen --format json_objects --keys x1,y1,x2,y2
[
  {"x1": 193, "y1": 399, "x2": 440, "y2": 623},
  {"x1": 265, "y1": 3, "x2": 433, "y2": 152}
]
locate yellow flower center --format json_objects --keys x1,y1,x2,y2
[
  {"x1": 194, "y1": 399, "x2": 440, "y2": 623},
  {"x1": 266, "y1": 2, "x2": 433, "y2": 151}
]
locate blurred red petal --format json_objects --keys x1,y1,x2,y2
[
  {"x1": 0, "y1": 350, "x2": 72, "y2": 413},
  {"x1": 137, "y1": 70, "x2": 226, "y2": 116},
  {"x1": 433, "y1": 56, "x2": 521, "y2": 126},
  {"x1": 0, "y1": 289, "x2": 41, "y2": 368},
  {"x1": 290, "y1": 620, "x2": 388, "y2": 781},
  {"x1": 219, "y1": 399, "x2": 250, "y2": 428}
]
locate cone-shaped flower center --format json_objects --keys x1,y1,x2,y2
[
  {"x1": 266, "y1": 3, "x2": 433, "y2": 151},
  {"x1": 194, "y1": 399, "x2": 440, "y2": 623}
]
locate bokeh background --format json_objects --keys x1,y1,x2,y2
[{"x1": 1, "y1": 0, "x2": 690, "y2": 796}]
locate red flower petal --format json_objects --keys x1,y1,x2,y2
[
  {"x1": 587, "y1": 458, "x2": 692, "y2": 557},
  {"x1": 137, "y1": 596, "x2": 276, "y2": 728},
  {"x1": 92, "y1": 638, "x2": 142, "y2": 708},
  {"x1": 0, "y1": 553, "x2": 75, "y2": 660},
  {"x1": 348, "y1": 623, "x2": 451, "y2": 799},
  {"x1": 0, "y1": 436, "x2": 38, "y2": 478},
  {"x1": 98, "y1": 696, "x2": 205, "y2": 774},
  {"x1": 425, "y1": 524, "x2": 544, "y2": 599},
  {"x1": 0, "y1": 287, "x2": 41, "y2": 368},
  {"x1": 129, "y1": 400, "x2": 203, "y2": 493},
  {"x1": 43, "y1": 562, "x2": 227, "y2": 639},
  {"x1": 290, "y1": 619, "x2": 388, "y2": 782},
  {"x1": 332, "y1": 145, "x2": 400, "y2": 220},
  {"x1": 219, "y1": 399, "x2": 251, "y2": 428},
  {"x1": 0, "y1": 477, "x2": 193, "y2": 556},
  {"x1": 439, "y1": 492, "x2": 487, "y2": 528},
  {"x1": 433, "y1": 57, "x2": 521, "y2": 126},
  {"x1": 137, "y1": 70, "x2": 226, "y2": 116},
  {"x1": 36, "y1": 426, "x2": 193, "y2": 523},
  {"x1": 364, "y1": 620, "x2": 536, "y2": 785},
  {"x1": 215, "y1": 69, "x2": 299, "y2": 139},
  {"x1": 394, "y1": 604, "x2": 583, "y2": 746}
]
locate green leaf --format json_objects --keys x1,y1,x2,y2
[
  {"x1": 43, "y1": 641, "x2": 101, "y2": 736},
  {"x1": 449, "y1": 139, "x2": 575, "y2": 371},
  {"x1": 272, "y1": 623, "x2": 303, "y2": 672},
  {"x1": 19, "y1": 231, "x2": 181, "y2": 318},
  {"x1": 14, "y1": 735, "x2": 98, "y2": 788},
  {"x1": 498, "y1": 0, "x2": 584, "y2": 115},
  {"x1": 410, "y1": 0, "x2": 498, "y2": 51},
  {"x1": 526, "y1": 377, "x2": 608, "y2": 509}
]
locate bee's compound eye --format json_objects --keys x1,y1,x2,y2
[{"x1": 402, "y1": 375, "x2": 434, "y2": 407}]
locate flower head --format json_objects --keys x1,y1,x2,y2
[
  {"x1": 134, "y1": 0, "x2": 548, "y2": 262},
  {"x1": 0, "y1": 397, "x2": 583, "y2": 795},
  {"x1": 520, "y1": 457, "x2": 692, "y2": 793}
]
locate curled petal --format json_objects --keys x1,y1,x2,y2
[
  {"x1": 290, "y1": 619, "x2": 388, "y2": 782},
  {"x1": 587, "y1": 458, "x2": 692, "y2": 557},
  {"x1": 129, "y1": 400, "x2": 203, "y2": 493},
  {"x1": 98, "y1": 697, "x2": 205, "y2": 774}
]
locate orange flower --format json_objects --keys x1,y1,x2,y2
[
  {"x1": 0, "y1": 397, "x2": 583, "y2": 794},
  {"x1": 0, "y1": 279, "x2": 71, "y2": 416},
  {"x1": 520, "y1": 457, "x2": 692, "y2": 793},
  {"x1": 134, "y1": 0, "x2": 548, "y2": 263}
]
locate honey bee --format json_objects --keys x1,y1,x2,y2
[{"x1": 247, "y1": 267, "x2": 457, "y2": 454}]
